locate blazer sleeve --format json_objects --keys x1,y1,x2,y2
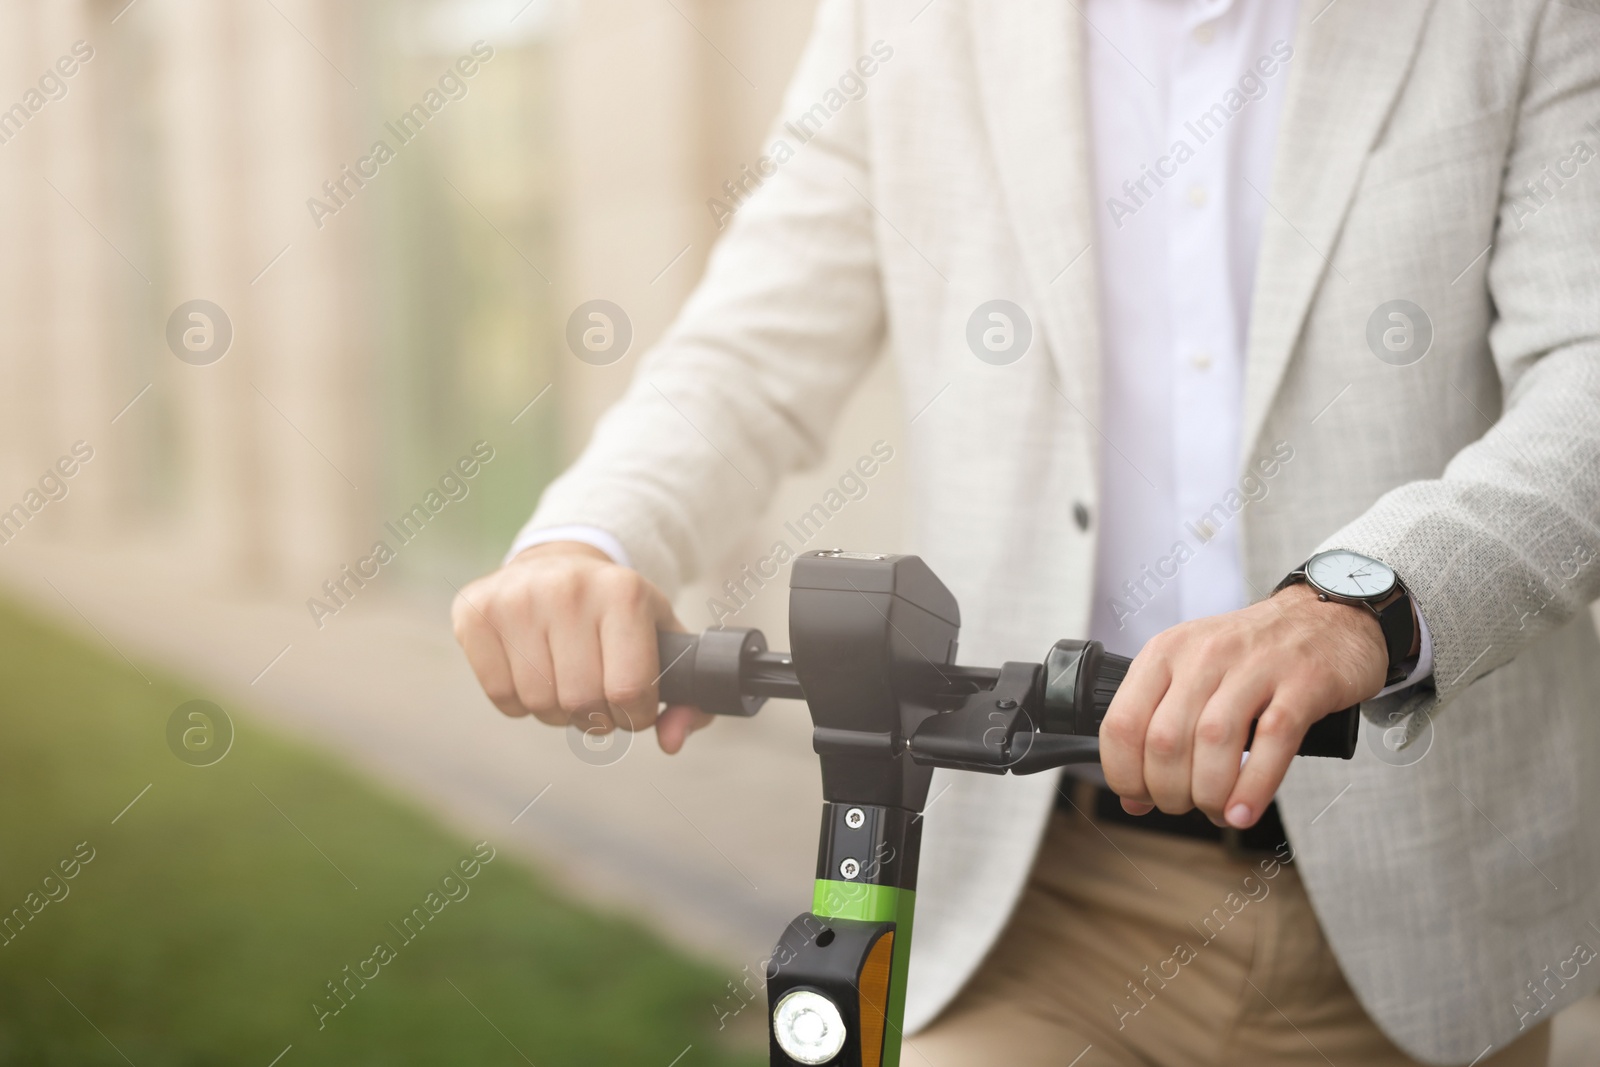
[
  {"x1": 518, "y1": 0, "x2": 885, "y2": 597},
  {"x1": 1317, "y1": 2, "x2": 1600, "y2": 713}
]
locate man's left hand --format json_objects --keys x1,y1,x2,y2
[{"x1": 1098, "y1": 583, "x2": 1389, "y2": 829}]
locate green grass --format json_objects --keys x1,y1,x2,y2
[{"x1": 0, "y1": 595, "x2": 763, "y2": 1067}]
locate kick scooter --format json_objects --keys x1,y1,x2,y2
[{"x1": 656, "y1": 550, "x2": 1357, "y2": 1067}]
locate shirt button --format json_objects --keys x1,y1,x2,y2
[
  {"x1": 1188, "y1": 184, "x2": 1208, "y2": 208},
  {"x1": 1190, "y1": 351, "x2": 1213, "y2": 371},
  {"x1": 1193, "y1": 22, "x2": 1216, "y2": 44},
  {"x1": 1073, "y1": 502, "x2": 1091, "y2": 532}
]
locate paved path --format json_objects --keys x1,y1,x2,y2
[{"x1": 0, "y1": 537, "x2": 821, "y2": 974}]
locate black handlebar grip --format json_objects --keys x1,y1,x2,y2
[
  {"x1": 1043, "y1": 638, "x2": 1359, "y2": 759},
  {"x1": 654, "y1": 628, "x2": 769, "y2": 717},
  {"x1": 656, "y1": 632, "x2": 700, "y2": 707},
  {"x1": 1282, "y1": 703, "x2": 1360, "y2": 759},
  {"x1": 1041, "y1": 639, "x2": 1125, "y2": 736}
]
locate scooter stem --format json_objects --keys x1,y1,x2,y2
[{"x1": 657, "y1": 550, "x2": 1357, "y2": 1066}]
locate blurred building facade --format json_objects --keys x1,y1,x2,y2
[{"x1": 0, "y1": 0, "x2": 834, "y2": 602}]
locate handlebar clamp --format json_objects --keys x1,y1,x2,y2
[{"x1": 907, "y1": 661, "x2": 1041, "y2": 774}]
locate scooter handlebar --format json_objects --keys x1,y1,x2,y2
[{"x1": 655, "y1": 628, "x2": 1360, "y2": 761}]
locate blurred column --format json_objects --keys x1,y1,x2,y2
[
  {"x1": 40, "y1": 0, "x2": 117, "y2": 533},
  {"x1": 699, "y1": 0, "x2": 819, "y2": 201},
  {"x1": 550, "y1": 0, "x2": 821, "y2": 459},
  {"x1": 241, "y1": 0, "x2": 371, "y2": 586},
  {"x1": 0, "y1": 2, "x2": 44, "y2": 494},
  {"x1": 155, "y1": 0, "x2": 269, "y2": 584},
  {"x1": 551, "y1": 0, "x2": 708, "y2": 456}
]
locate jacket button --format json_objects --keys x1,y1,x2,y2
[{"x1": 1073, "y1": 502, "x2": 1091, "y2": 531}]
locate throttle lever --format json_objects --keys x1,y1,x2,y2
[{"x1": 1039, "y1": 638, "x2": 1360, "y2": 763}]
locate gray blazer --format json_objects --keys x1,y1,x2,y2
[{"x1": 526, "y1": 0, "x2": 1600, "y2": 1060}]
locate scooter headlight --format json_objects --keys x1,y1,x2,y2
[{"x1": 772, "y1": 988, "x2": 847, "y2": 1064}]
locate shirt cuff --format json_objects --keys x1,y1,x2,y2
[
  {"x1": 503, "y1": 523, "x2": 633, "y2": 569},
  {"x1": 1375, "y1": 601, "x2": 1433, "y2": 697}
]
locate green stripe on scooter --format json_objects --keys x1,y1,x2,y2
[{"x1": 812, "y1": 880, "x2": 916, "y2": 1067}]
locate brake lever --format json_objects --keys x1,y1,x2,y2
[{"x1": 904, "y1": 642, "x2": 1360, "y2": 775}]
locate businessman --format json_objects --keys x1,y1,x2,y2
[{"x1": 453, "y1": 1, "x2": 1600, "y2": 1063}]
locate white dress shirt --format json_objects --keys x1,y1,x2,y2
[
  {"x1": 1081, "y1": 0, "x2": 1429, "y2": 687},
  {"x1": 509, "y1": 0, "x2": 1431, "y2": 688},
  {"x1": 1084, "y1": 0, "x2": 1298, "y2": 652}
]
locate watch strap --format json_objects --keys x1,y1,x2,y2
[
  {"x1": 1374, "y1": 588, "x2": 1417, "y2": 686},
  {"x1": 1272, "y1": 569, "x2": 1307, "y2": 596}
]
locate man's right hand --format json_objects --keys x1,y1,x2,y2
[{"x1": 450, "y1": 541, "x2": 713, "y2": 753}]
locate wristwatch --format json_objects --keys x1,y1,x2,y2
[{"x1": 1275, "y1": 549, "x2": 1418, "y2": 687}]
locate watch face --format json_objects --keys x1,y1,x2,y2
[{"x1": 1306, "y1": 550, "x2": 1396, "y2": 600}]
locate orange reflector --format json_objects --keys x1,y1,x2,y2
[{"x1": 858, "y1": 931, "x2": 895, "y2": 1067}]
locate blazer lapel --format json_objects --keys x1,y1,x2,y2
[
  {"x1": 1240, "y1": 0, "x2": 1437, "y2": 462},
  {"x1": 966, "y1": 0, "x2": 1102, "y2": 440}
]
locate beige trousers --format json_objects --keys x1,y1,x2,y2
[{"x1": 906, "y1": 802, "x2": 1550, "y2": 1067}]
